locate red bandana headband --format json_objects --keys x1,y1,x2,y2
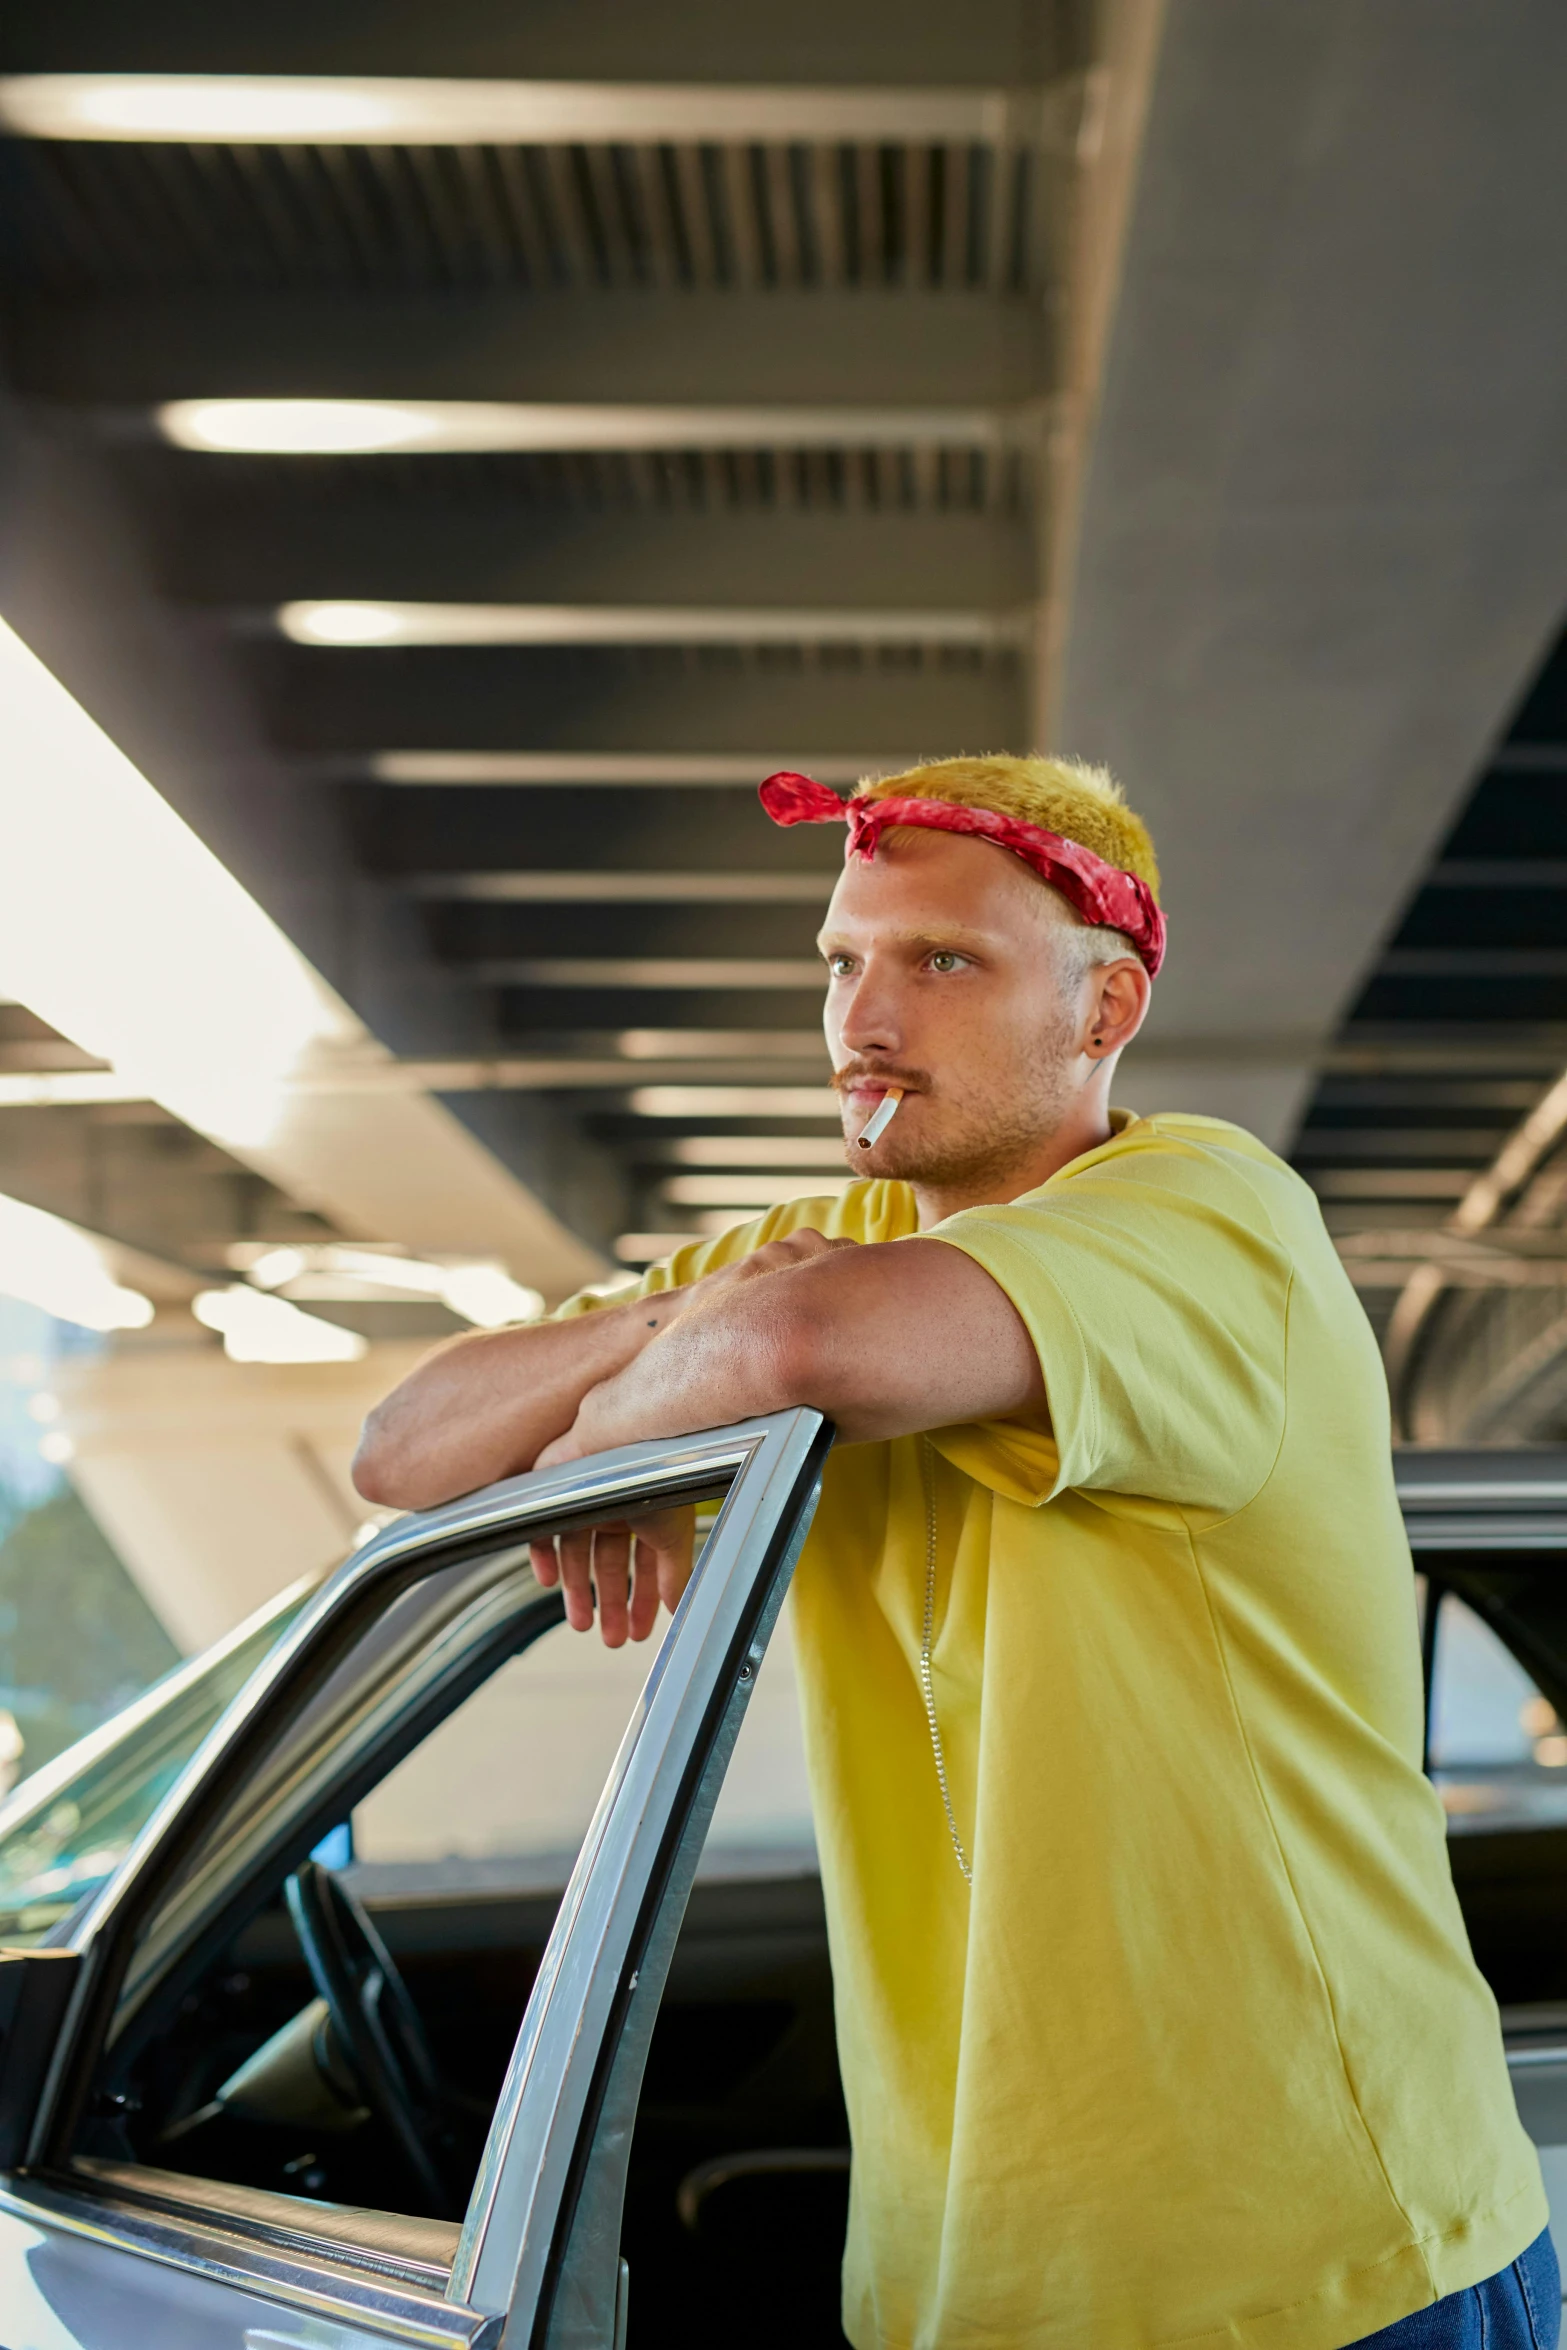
[{"x1": 759, "y1": 771, "x2": 1167, "y2": 978}]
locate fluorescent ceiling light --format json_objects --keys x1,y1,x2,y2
[
  {"x1": 0, "y1": 77, "x2": 406, "y2": 143},
  {"x1": 664, "y1": 1174, "x2": 853, "y2": 1206},
  {"x1": 372, "y1": 753, "x2": 908, "y2": 786},
  {"x1": 440, "y1": 1265, "x2": 545, "y2": 1328},
  {"x1": 161, "y1": 399, "x2": 450, "y2": 455},
  {"x1": 0, "y1": 617, "x2": 354, "y2": 1152},
  {"x1": 0, "y1": 1191, "x2": 154, "y2": 1332},
  {"x1": 245, "y1": 1242, "x2": 542, "y2": 1325},
  {"x1": 630, "y1": 1087, "x2": 840, "y2": 1119},
  {"x1": 161, "y1": 399, "x2": 1018, "y2": 458},
  {"x1": 409, "y1": 872, "x2": 833, "y2": 904},
  {"x1": 193, "y1": 1286, "x2": 366, "y2": 1364},
  {"x1": 0, "y1": 1071, "x2": 146, "y2": 1106},
  {"x1": 668, "y1": 1135, "x2": 850, "y2": 1166},
  {"x1": 0, "y1": 76, "x2": 1047, "y2": 148},
  {"x1": 281, "y1": 601, "x2": 1023, "y2": 650}
]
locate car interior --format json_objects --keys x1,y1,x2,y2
[{"x1": 17, "y1": 1533, "x2": 1567, "y2": 2349}]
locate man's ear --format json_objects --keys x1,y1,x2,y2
[{"x1": 1086, "y1": 958, "x2": 1151, "y2": 1055}]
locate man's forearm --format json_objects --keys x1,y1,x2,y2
[
  {"x1": 539, "y1": 1238, "x2": 1046, "y2": 1467},
  {"x1": 352, "y1": 1287, "x2": 693, "y2": 1510}
]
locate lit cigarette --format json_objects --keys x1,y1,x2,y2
[{"x1": 857, "y1": 1087, "x2": 904, "y2": 1151}]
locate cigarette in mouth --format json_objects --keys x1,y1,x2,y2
[{"x1": 857, "y1": 1087, "x2": 904, "y2": 1151}]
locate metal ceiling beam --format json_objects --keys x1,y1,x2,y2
[
  {"x1": 1427, "y1": 861, "x2": 1567, "y2": 888},
  {"x1": 0, "y1": 0, "x2": 1079, "y2": 84},
  {"x1": 257, "y1": 646, "x2": 1025, "y2": 760},
  {"x1": 1290, "y1": 1132, "x2": 1505, "y2": 1163},
  {"x1": 1492, "y1": 745, "x2": 1567, "y2": 772},
  {"x1": 468, "y1": 959, "x2": 825, "y2": 989},
  {"x1": 426, "y1": 903, "x2": 822, "y2": 958},
  {"x1": 406, "y1": 873, "x2": 834, "y2": 904},
  {"x1": 367, "y1": 754, "x2": 904, "y2": 787},
  {"x1": 1379, "y1": 950, "x2": 1567, "y2": 977},
  {"x1": 351, "y1": 785, "x2": 844, "y2": 872},
  {"x1": 7, "y1": 289, "x2": 1052, "y2": 408},
  {"x1": 1329, "y1": 1027, "x2": 1567, "y2": 1072},
  {"x1": 493, "y1": 985, "x2": 828, "y2": 1031},
  {"x1": 155, "y1": 507, "x2": 1037, "y2": 615}
]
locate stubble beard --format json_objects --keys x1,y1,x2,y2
[{"x1": 840, "y1": 1004, "x2": 1081, "y2": 1195}]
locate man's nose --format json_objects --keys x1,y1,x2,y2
[{"x1": 837, "y1": 959, "x2": 905, "y2": 1057}]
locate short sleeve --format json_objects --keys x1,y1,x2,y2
[{"x1": 927, "y1": 1131, "x2": 1292, "y2": 1518}]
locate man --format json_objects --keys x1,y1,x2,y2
[{"x1": 356, "y1": 756, "x2": 1553, "y2": 2350}]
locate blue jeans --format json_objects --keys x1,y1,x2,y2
[{"x1": 1350, "y1": 2230, "x2": 1560, "y2": 2347}]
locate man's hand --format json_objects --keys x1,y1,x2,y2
[{"x1": 529, "y1": 1505, "x2": 696, "y2": 1646}]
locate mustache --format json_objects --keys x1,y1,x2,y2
[{"x1": 830, "y1": 1064, "x2": 928, "y2": 1095}]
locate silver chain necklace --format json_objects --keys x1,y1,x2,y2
[{"x1": 918, "y1": 1436, "x2": 973, "y2": 1885}]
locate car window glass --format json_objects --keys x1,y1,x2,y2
[
  {"x1": 1429, "y1": 1592, "x2": 1567, "y2": 1831},
  {"x1": 352, "y1": 1594, "x2": 814, "y2": 1897},
  {"x1": 81, "y1": 1594, "x2": 650, "y2": 2222},
  {"x1": 80, "y1": 1480, "x2": 752, "y2": 2228},
  {"x1": 0, "y1": 1583, "x2": 314, "y2": 1945},
  {"x1": 110, "y1": 1542, "x2": 556, "y2": 2038}
]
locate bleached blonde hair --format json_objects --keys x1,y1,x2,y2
[{"x1": 859, "y1": 752, "x2": 1158, "y2": 971}]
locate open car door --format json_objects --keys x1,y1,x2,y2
[{"x1": 0, "y1": 1407, "x2": 830, "y2": 2350}]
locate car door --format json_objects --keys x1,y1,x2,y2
[
  {"x1": 0, "y1": 1406, "x2": 830, "y2": 2350},
  {"x1": 1399, "y1": 1447, "x2": 1567, "y2": 2288}
]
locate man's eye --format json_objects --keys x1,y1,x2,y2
[
  {"x1": 928, "y1": 950, "x2": 965, "y2": 974},
  {"x1": 827, "y1": 954, "x2": 856, "y2": 977}
]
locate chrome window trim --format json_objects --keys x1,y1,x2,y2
[
  {"x1": 0, "y1": 2174, "x2": 498, "y2": 2349},
  {"x1": 69, "y1": 2156, "x2": 460, "y2": 2283},
  {"x1": 448, "y1": 1407, "x2": 828, "y2": 2324}
]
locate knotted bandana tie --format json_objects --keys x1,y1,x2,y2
[{"x1": 758, "y1": 771, "x2": 1167, "y2": 978}]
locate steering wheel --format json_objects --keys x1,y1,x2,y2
[{"x1": 284, "y1": 1860, "x2": 464, "y2": 2217}]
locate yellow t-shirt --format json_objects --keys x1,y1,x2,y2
[{"x1": 563, "y1": 1111, "x2": 1543, "y2": 2350}]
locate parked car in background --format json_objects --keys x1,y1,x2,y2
[{"x1": 0, "y1": 1429, "x2": 1562, "y2": 2350}]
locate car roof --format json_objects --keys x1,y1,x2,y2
[{"x1": 1395, "y1": 1448, "x2": 1567, "y2": 1551}]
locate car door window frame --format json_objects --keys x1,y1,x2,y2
[{"x1": 0, "y1": 1408, "x2": 828, "y2": 2349}]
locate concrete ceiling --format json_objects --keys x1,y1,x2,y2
[{"x1": 0, "y1": 0, "x2": 1562, "y2": 1323}]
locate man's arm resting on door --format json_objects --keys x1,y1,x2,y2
[
  {"x1": 351, "y1": 1226, "x2": 856, "y2": 1510},
  {"x1": 352, "y1": 1283, "x2": 700, "y2": 1510},
  {"x1": 537, "y1": 1237, "x2": 1045, "y2": 1467}
]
